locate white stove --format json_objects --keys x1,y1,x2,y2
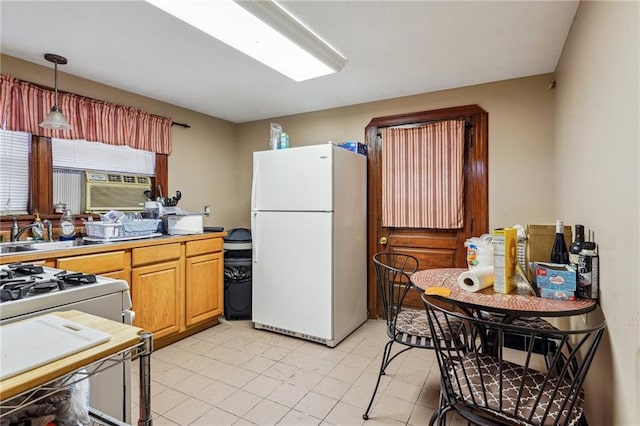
[
  {"x1": 0, "y1": 262, "x2": 134, "y2": 422},
  {"x1": 0, "y1": 263, "x2": 131, "y2": 321}
]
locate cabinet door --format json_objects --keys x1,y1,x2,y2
[
  {"x1": 131, "y1": 260, "x2": 183, "y2": 339},
  {"x1": 185, "y1": 252, "x2": 223, "y2": 327}
]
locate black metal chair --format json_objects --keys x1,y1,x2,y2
[
  {"x1": 362, "y1": 253, "x2": 464, "y2": 421},
  {"x1": 421, "y1": 293, "x2": 606, "y2": 426}
]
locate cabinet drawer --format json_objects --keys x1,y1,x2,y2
[
  {"x1": 57, "y1": 251, "x2": 126, "y2": 275},
  {"x1": 132, "y1": 243, "x2": 181, "y2": 266},
  {"x1": 186, "y1": 238, "x2": 222, "y2": 257}
]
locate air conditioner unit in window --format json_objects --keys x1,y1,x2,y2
[{"x1": 84, "y1": 171, "x2": 151, "y2": 213}]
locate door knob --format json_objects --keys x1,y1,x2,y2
[{"x1": 379, "y1": 236, "x2": 388, "y2": 245}]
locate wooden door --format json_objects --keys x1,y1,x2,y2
[{"x1": 366, "y1": 105, "x2": 488, "y2": 316}]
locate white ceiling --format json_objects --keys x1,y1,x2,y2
[{"x1": 1, "y1": 0, "x2": 578, "y2": 124}]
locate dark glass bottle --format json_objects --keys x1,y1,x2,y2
[
  {"x1": 550, "y1": 219, "x2": 569, "y2": 264},
  {"x1": 569, "y1": 224, "x2": 585, "y2": 268}
]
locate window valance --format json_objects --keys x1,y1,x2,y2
[{"x1": 0, "y1": 74, "x2": 172, "y2": 154}]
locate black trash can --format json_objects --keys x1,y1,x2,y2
[{"x1": 223, "y1": 228, "x2": 252, "y2": 320}]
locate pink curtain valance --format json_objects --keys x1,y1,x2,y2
[
  {"x1": 381, "y1": 120, "x2": 465, "y2": 229},
  {"x1": 0, "y1": 74, "x2": 172, "y2": 154}
]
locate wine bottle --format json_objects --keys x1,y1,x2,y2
[
  {"x1": 569, "y1": 224, "x2": 585, "y2": 268},
  {"x1": 550, "y1": 219, "x2": 569, "y2": 264}
]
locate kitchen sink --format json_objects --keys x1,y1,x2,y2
[
  {"x1": 0, "y1": 239, "x2": 105, "y2": 255},
  {"x1": 0, "y1": 245, "x2": 36, "y2": 254},
  {"x1": 29, "y1": 240, "x2": 77, "y2": 250}
]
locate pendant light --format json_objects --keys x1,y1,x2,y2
[{"x1": 39, "y1": 53, "x2": 72, "y2": 130}]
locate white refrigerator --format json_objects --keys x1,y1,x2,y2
[{"x1": 251, "y1": 144, "x2": 367, "y2": 347}]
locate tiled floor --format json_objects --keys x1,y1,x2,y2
[{"x1": 130, "y1": 319, "x2": 466, "y2": 426}]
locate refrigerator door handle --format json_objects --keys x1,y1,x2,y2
[{"x1": 252, "y1": 212, "x2": 258, "y2": 263}]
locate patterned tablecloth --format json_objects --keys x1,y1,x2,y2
[{"x1": 411, "y1": 268, "x2": 596, "y2": 318}]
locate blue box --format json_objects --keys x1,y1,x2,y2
[
  {"x1": 530, "y1": 262, "x2": 577, "y2": 292},
  {"x1": 539, "y1": 288, "x2": 576, "y2": 301},
  {"x1": 338, "y1": 141, "x2": 368, "y2": 156}
]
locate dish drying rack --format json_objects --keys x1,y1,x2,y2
[{"x1": 85, "y1": 219, "x2": 161, "y2": 240}]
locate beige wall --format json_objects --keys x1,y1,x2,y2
[
  {"x1": 235, "y1": 74, "x2": 556, "y2": 229},
  {"x1": 554, "y1": 1, "x2": 639, "y2": 424},
  {"x1": 0, "y1": 54, "x2": 238, "y2": 228}
]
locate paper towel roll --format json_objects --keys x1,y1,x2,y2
[{"x1": 457, "y1": 266, "x2": 495, "y2": 292}]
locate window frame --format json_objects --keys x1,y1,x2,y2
[{"x1": 28, "y1": 136, "x2": 168, "y2": 216}]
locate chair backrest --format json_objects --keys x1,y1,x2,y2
[
  {"x1": 421, "y1": 293, "x2": 607, "y2": 426},
  {"x1": 372, "y1": 252, "x2": 419, "y2": 330}
]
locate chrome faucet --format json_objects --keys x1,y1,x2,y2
[
  {"x1": 10, "y1": 217, "x2": 53, "y2": 242},
  {"x1": 42, "y1": 219, "x2": 53, "y2": 241}
]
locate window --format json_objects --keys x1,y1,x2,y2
[
  {"x1": 0, "y1": 129, "x2": 30, "y2": 215},
  {"x1": 52, "y1": 138, "x2": 155, "y2": 214}
]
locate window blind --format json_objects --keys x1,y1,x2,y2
[
  {"x1": 52, "y1": 138, "x2": 155, "y2": 175},
  {"x1": 0, "y1": 129, "x2": 30, "y2": 215}
]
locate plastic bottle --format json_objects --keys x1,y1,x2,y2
[
  {"x1": 577, "y1": 242, "x2": 599, "y2": 299},
  {"x1": 550, "y1": 220, "x2": 569, "y2": 264},
  {"x1": 32, "y1": 212, "x2": 44, "y2": 240},
  {"x1": 464, "y1": 236, "x2": 493, "y2": 269},
  {"x1": 569, "y1": 224, "x2": 584, "y2": 269},
  {"x1": 279, "y1": 132, "x2": 290, "y2": 149},
  {"x1": 59, "y1": 209, "x2": 76, "y2": 240}
]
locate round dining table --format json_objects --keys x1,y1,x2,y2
[{"x1": 411, "y1": 267, "x2": 597, "y2": 321}]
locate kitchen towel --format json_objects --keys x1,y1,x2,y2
[{"x1": 457, "y1": 266, "x2": 494, "y2": 292}]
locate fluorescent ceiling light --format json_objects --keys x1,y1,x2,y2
[{"x1": 146, "y1": 0, "x2": 347, "y2": 82}]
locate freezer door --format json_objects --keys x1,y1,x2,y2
[
  {"x1": 252, "y1": 145, "x2": 333, "y2": 211},
  {"x1": 252, "y1": 211, "x2": 332, "y2": 340}
]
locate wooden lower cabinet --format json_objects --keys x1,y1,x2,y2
[
  {"x1": 131, "y1": 259, "x2": 183, "y2": 340},
  {"x1": 185, "y1": 252, "x2": 223, "y2": 327}
]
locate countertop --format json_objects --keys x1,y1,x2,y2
[{"x1": 0, "y1": 231, "x2": 227, "y2": 264}]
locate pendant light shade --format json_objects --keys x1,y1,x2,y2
[{"x1": 39, "y1": 53, "x2": 72, "y2": 130}]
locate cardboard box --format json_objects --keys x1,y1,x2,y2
[
  {"x1": 338, "y1": 141, "x2": 368, "y2": 156},
  {"x1": 493, "y1": 227, "x2": 517, "y2": 293},
  {"x1": 531, "y1": 262, "x2": 577, "y2": 292},
  {"x1": 539, "y1": 288, "x2": 576, "y2": 301},
  {"x1": 525, "y1": 224, "x2": 572, "y2": 280}
]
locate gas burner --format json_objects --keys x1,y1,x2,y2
[
  {"x1": 32, "y1": 279, "x2": 64, "y2": 294},
  {"x1": 0, "y1": 269, "x2": 15, "y2": 280},
  {"x1": 3, "y1": 263, "x2": 45, "y2": 276},
  {"x1": 0, "y1": 278, "x2": 65, "y2": 300},
  {"x1": 1, "y1": 279, "x2": 36, "y2": 301},
  {"x1": 56, "y1": 272, "x2": 97, "y2": 286},
  {"x1": 0, "y1": 267, "x2": 101, "y2": 302}
]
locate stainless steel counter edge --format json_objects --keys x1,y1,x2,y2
[{"x1": 0, "y1": 232, "x2": 227, "y2": 264}]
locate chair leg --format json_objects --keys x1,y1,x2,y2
[{"x1": 362, "y1": 339, "x2": 394, "y2": 420}]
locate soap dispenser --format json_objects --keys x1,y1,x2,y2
[
  {"x1": 32, "y1": 212, "x2": 44, "y2": 240},
  {"x1": 59, "y1": 209, "x2": 76, "y2": 240}
]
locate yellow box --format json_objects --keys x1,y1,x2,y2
[{"x1": 493, "y1": 227, "x2": 517, "y2": 293}]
